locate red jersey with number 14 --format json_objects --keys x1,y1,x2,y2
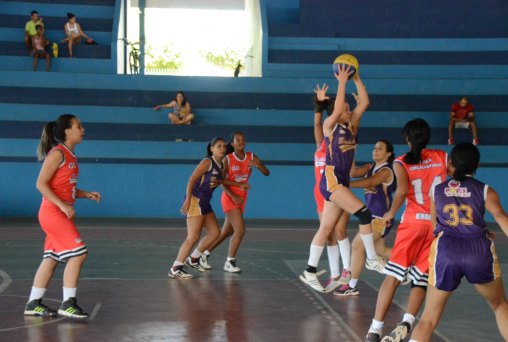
[
  {"x1": 225, "y1": 152, "x2": 253, "y2": 197},
  {"x1": 395, "y1": 148, "x2": 447, "y2": 222}
]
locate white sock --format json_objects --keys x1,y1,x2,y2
[
  {"x1": 190, "y1": 249, "x2": 202, "y2": 259},
  {"x1": 28, "y1": 287, "x2": 46, "y2": 302},
  {"x1": 307, "y1": 244, "x2": 324, "y2": 267},
  {"x1": 203, "y1": 250, "x2": 210, "y2": 256},
  {"x1": 173, "y1": 261, "x2": 184, "y2": 267},
  {"x1": 403, "y1": 313, "x2": 416, "y2": 328},
  {"x1": 360, "y1": 233, "x2": 376, "y2": 259},
  {"x1": 227, "y1": 256, "x2": 235, "y2": 262},
  {"x1": 349, "y1": 278, "x2": 359, "y2": 288},
  {"x1": 370, "y1": 318, "x2": 384, "y2": 333},
  {"x1": 338, "y1": 238, "x2": 351, "y2": 270},
  {"x1": 327, "y1": 245, "x2": 340, "y2": 278},
  {"x1": 63, "y1": 287, "x2": 77, "y2": 301}
]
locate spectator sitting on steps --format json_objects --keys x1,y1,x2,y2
[
  {"x1": 448, "y1": 96, "x2": 479, "y2": 145},
  {"x1": 61, "y1": 13, "x2": 96, "y2": 58},
  {"x1": 153, "y1": 91, "x2": 195, "y2": 125}
]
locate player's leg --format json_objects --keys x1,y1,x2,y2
[
  {"x1": 223, "y1": 208, "x2": 245, "y2": 273},
  {"x1": 329, "y1": 186, "x2": 384, "y2": 271},
  {"x1": 409, "y1": 285, "x2": 452, "y2": 342},
  {"x1": 474, "y1": 278, "x2": 508, "y2": 340}
]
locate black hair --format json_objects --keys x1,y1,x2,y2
[
  {"x1": 175, "y1": 91, "x2": 187, "y2": 107},
  {"x1": 401, "y1": 118, "x2": 431, "y2": 164},
  {"x1": 377, "y1": 139, "x2": 395, "y2": 163},
  {"x1": 31, "y1": 10, "x2": 38, "y2": 16},
  {"x1": 67, "y1": 12, "x2": 75, "y2": 20},
  {"x1": 206, "y1": 137, "x2": 225, "y2": 157},
  {"x1": 35, "y1": 24, "x2": 43, "y2": 31},
  {"x1": 450, "y1": 142, "x2": 480, "y2": 181},
  {"x1": 37, "y1": 114, "x2": 77, "y2": 161}
]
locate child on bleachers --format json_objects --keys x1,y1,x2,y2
[{"x1": 32, "y1": 25, "x2": 51, "y2": 72}]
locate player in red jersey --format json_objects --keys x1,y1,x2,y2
[
  {"x1": 24, "y1": 114, "x2": 100, "y2": 319},
  {"x1": 366, "y1": 119, "x2": 448, "y2": 342},
  {"x1": 200, "y1": 132, "x2": 269, "y2": 273}
]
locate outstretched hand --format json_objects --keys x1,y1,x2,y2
[
  {"x1": 334, "y1": 64, "x2": 354, "y2": 83},
  {"x1": 313, "y1": 84, "x2": 329, "y2": 102}
]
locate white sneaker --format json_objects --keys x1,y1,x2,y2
[
  {"x1": 299, "y1": 270, "x2": 325, "y2": 292},
  {"x1": 168, "y1": 266, "x2": 193, "y2": 279},
  {"x1": 199, "y1": 254, "x2": 212, "y2": 270},
  {"x1": 365, "y1": 255, "x2": 387, "y2": 274},
  {"x1": 184, "y1": 257, "x2": 205, "y2": 273},
  {"x1": 323, "y1": 277, "x2": 341, "y2": 293},
  {"x1": 338, "y1": 268, "x2": 351, "y2": 285},
  {"x1": 381, "y1": 322, "x2": 411, "y2": 342},
  {"x1": 224, "y1": 259, "x2": 241, "y2": 273}
]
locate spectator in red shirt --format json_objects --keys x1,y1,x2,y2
[{"x1": 448, "y1": 96, "x2": 479, "y2": 145}]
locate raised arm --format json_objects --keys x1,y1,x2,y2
[
  {"x1": 313, "y1": 84, "x2": 329, "y2": 146},
  {"x1": 323, "y1": 65, "x2": 351, "y2": 136},
  {"x1": 349, "y1": 73, "x2": 370, "y2": 128}
]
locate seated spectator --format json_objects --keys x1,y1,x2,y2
[
  {"x1": 32, "y1": 25, "x2": 51, "y2": 72},
  {"x1": 449, "y1": 96, "x2": 479, "y2": 145},
  {"x1": 61, "y1": 13, "x2": 96, "y2": 58},
  {"x1": 153, "y1": 91, "x2": 195, "y2": 125},
  {"x1": 24, "y1": 10, "x2": 44, "y2": 54}
]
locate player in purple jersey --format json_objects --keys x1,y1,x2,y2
[
  {"x1": 299, "y1": 64, "x2": 386, "y2": 292},
  {"x1": 168, "y1": 137, "x2": 249, "y2": 279},
  {"x1": 410, "y1": 143, "x2": 508, "y2": 342},
  {"x1": 334, "y1": 139, "x2": 396, "y2": 296}
]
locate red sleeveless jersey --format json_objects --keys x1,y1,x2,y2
[
  {"x1": 225, "y1": 151, "x2": 253, "y2": 197},
  {"x1": 42, "y1": 144, "x2": 79, "y2": 205},
  {"x1": 395, "y1": 148, "x2": 447, "y2": 222}
]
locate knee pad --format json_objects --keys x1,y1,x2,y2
[{"x1": 353, "y1": 206, "x2": 372, "y2": 225}]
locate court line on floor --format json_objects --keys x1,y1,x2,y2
[
  {"x1": 284, "y1": 260, "x2": 362, "y2": 342},
  {"x1": 88, "y1": 303, "x2": 101, "y2": 320},
  {"x1": 0, "y1": 269, "x2": 12, "y2": 295}
]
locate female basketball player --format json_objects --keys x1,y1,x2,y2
[
  {"x1": 313, "y1": 91, "x2": 373, "y2": 292},
  {"x1": 24, "y1": 114, "x2": 100, "y2": 319},
  {"x1": 366, "y1": 119, "x2": 448, "y2": 342},
  {"x1": 409, "y1": 143, "x2": 508, "y2": 342},
  {"x1": 200, "y1": 132, "x2": 270, "y2": 273},
  {"x1": 299, "y1": 64, "x2": 386, "y2": 293},
  {"x1": 168, "y1": 137, "x2": 249, "y2": 279},
  {"x1": 334, "y1": 139, "x2": 396, "y2": 296}
]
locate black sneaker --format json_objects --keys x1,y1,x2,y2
[
  {"x1": 365, "y1": 332, "x2": 381, "y2": 342},
  {"x1": 24, "y1": 299, "x2": 57, "y2": 317},
  {"x1": 58, "y1": 297, "x2": 89, "y2": 318}
]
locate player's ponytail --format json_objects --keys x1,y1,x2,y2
[
  {"x1": 37, "y1": 114, "x2": 76, "y2": 161},
  {"x1": 402, "y1": 118, "x2": 430, "y2": 165},
  {"x1": 451, "y1": 143, "x2": 480, "y2": 181}
]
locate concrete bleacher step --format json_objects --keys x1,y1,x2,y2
[
  {"x1": 1, "y1": 103, "x2": 508, "y2": 129},
  {"x1": 0, "y1": 55, "x2": 115, "y2": 73},
  {"x1": 0, "y1": 41, "x2": 110, "y2": 58},
  {"x1": 0, "y1": 1, "x2": 114, "y2": 19},
  {"x1": 0, "y1": 0, "x2": 114, "y2": 6},
  {"x1": 0, "y1": 27, "x2": 112, "y2": 44},
  {"x1": 0, "y1": 14, "x2": 113, "y2": 31},
  {"x1": 1, "y1": 138, "x2": 506, "y2": 167}
]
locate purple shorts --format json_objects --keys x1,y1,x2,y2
[{"x1": 428, "y1": 232, "x2": 501, "y2": 291}]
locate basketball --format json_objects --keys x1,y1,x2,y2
[{"x1": 333, "y1": 54, "x2": 359, "y2": 79}]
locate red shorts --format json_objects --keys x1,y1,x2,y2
[
  {"x1": 38, "y1": 201, "x2": 87, "y2": 262},
  {"x1": 314, "y1": 183, "x2": 324, "y2": 214},
  {"x1": 383, "y1": 220, "x2": 434, "y2": 286},
  {"x1": 221, "y1": 191, "x2": 247, "y2": 213}
]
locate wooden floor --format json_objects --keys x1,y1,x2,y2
[{"x1": 0, "y1": 218, "x2": 506, "y2": 341}]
